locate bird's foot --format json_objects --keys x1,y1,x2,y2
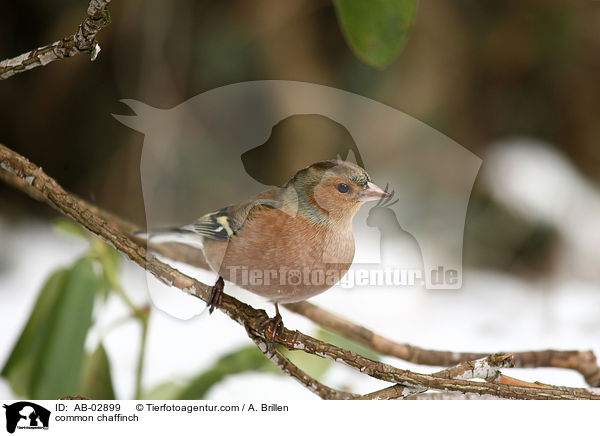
[
  {"x1": 260, "y1": 308, "x2": 284, "y2": 353},
  {"x1": 207, "y1": 276, "x2": 224, "y2": 314}
]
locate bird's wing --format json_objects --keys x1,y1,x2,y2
[{"x1": 183, "y1": 187, "x2": 285, "y2": 241}]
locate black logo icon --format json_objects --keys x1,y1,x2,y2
[{"x1": 2, "y1": 402, "x2": 50, "y2": 433}]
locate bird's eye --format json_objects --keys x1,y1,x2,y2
[{"x1": 337, "y1": 183, "x2": 350, "y2": 193}]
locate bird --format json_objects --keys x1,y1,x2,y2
[{"x1": 139, "y1": 160, "x2": 389, "y2": 349}]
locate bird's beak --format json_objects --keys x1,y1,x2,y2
[{"x1": 358, "y1": 182, "x2": 390, "y2": 202}]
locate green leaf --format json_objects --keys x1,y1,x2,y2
[
  {"x1": 277, "y1": 346, "x2": 332, "y2": 380},
  {"x1": 176, "y1": 346, "x2": 277, "y2": 400},
  {"x1": 143, "y1": 381, "x2": 185, "y2": 400},
  {"x1": 274, "y1": 329, "x2": 378, "y2": 380},
  {"x1": 79, "y1": 343, "x2": 116, "y2": 400},
  {"x1": 91, "y1": 239, "x2": 122, "y2": 299},
  {"x1": 1, "y1": 269, "x2": 69, "y2": 397},
  {"x1": 334, "y1": 0, "x2": 418, "y2": 69},
  {"x1": 317, "y1": 329, "x2": 380, "y2": 361},
  {"x1": 31, "y1": 258, "x2": 101, "y2": 399},
  {"x1": 53, "y1": 218, "x2": 89, "y2": 239}
]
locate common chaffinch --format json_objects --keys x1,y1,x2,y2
[{"x1": 142, "y1": 160, "x2": 388, "y2": 347}]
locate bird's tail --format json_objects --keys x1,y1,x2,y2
[{"x1": 133, "y1": 227, "x2": 205, "y2": 248}]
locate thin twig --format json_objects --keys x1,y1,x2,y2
[
  {"x1": 1, "y1": 143, "x2": 599, "y2": 400},
  {"x1": 284, "y1": 301, "x2": 600, "y2": 386},
  {"x1": 0, "y1": 0, "x2": 113, "y2": 80},
  {"x1": 247, "y1": 334, "x2": 357, "y2": 400},
  {"x1": 359, "y1": 354, "x2": 548, "y2": 400},
  {"x1": 405, "y1": 392, "x2": 502, "y2": 400},
  {"x1": 358, "y1": 355, "x2": 514, "y2": 400}
]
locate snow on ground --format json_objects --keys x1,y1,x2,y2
[
  {"x1": 0, "y1": 218, "x2": 598, "y2": 399},
  {"x1": 1, "y1": 138, "x2": 599, "y2": 399}
]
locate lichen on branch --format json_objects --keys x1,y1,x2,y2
[{"x1": 0, "y1": 0, "x2": 113, "y2": 80}]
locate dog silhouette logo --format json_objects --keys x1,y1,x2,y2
[
  {"x1": 3, "y1": 402, "x2": 50, "y2": 433},
  {"x1": 114, "y1": 80, "x2": 481, "y2": 318}
]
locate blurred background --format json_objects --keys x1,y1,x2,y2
[{"x1": 0, "y1": 0, "x2": 599, "y2": 400}]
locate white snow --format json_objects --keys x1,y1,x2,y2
[{"x1": 1, "y1": 138, "x2": 599, "y2": 399}]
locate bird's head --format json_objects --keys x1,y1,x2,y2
[{"x1": 285, "y1": 160, "x2": 389, "y2": 224}]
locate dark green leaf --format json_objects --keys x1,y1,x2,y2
[
  {"x1": 79, "y1": 343, "x2": 116, "y2": 400},
  {"x1": 1, "y1": 269, "x2": 69, "y2": 397},
  {"x1": 176, "y1": 346, "x2": 276, "y2": 399},
  {"x1": 334, "y1": 0, "x2": 418, "y2": 68},
  {"x1": 31, "y1": 258, "x2": 101, "y2": 399}
]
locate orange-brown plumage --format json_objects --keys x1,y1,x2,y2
[{"x1": 203, "y1": 204, "x2": 355, "y2": 303}]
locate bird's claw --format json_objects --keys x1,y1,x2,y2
[
  {"x1": 260, "y1": 312, "x2": 284, "y2": 353},
  {"x1": 208, "y1": 276, "x2": 224, "y2": 314}
]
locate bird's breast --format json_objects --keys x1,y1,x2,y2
[{"x1": 203, "y1": 209, "x2": 355, "y2": 302}]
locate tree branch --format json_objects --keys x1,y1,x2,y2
[
  {"x1": 357, "y1": 353, "x2": 592, "y2": 400},
  {"x1": 247, "y1": 334, "x2": 357, "y2": 400},
  {"x1": 284, "y1": 301, "x2": 600, "y2": 386},
  {"x1": 0, "y1": 0, "x2": 112, "y2": 80},
  {"x1": 1, "y1": 142, "x2": 599, "y2": 400},
  {"x1": 359, "y1": 353, "x2": 514, "y2": 400}
]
